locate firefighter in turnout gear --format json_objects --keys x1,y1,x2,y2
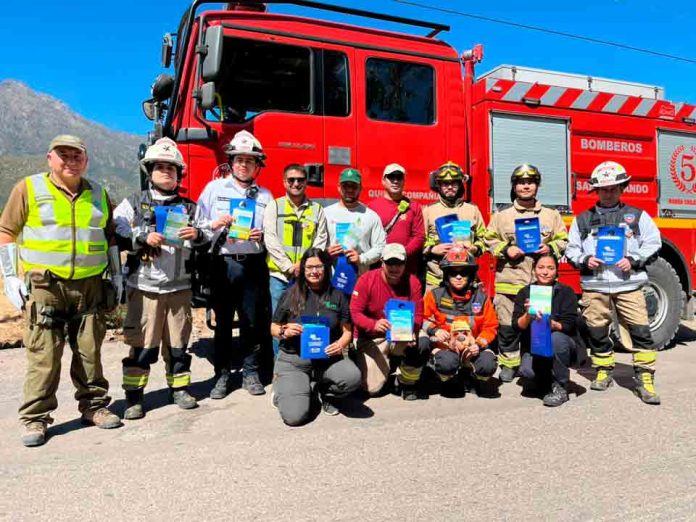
[
  {"x1": 484, "y1": 164, "x2": 568, "y2": 383},
  {"x1": 566, "y1": 161, "x2": 661, "y2": 404},
  {"x1": 114, "y1": 138, "x2": 208, "y2": 419},
  {"x1": 263, "y1": 163, "x2": 329, "y2": 354},
  {"x1": 423, "y1": 162, "x2": 487, "y2": 290},
  {"x1": 0, "y1": 135, "x2": 122, "y2": 447},
  {"x1": 422, "y1": 250, "x2": 498, "y2": 396}
]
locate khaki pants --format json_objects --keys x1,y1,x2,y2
[
  {"x1": 580, "y1": 289, "x2": 656, "y2": 372},
  {"x1": 493, "y1": 293, "x2": 521, "y2": 368},
  {"x1": 354, "y1": 336, "x2": 430, "y2": 395},
  {"x1": 19, "y1": 271, "x2": 109, "y2": 426},
  {"x1": 122, "y1": 288, "x2": 193, "y2": 390}
]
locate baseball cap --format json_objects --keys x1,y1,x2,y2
[
  {"x1": 382, "y1": 243, "x2": 407, "y2": 262},
  {"x1": 383, "y1": 163, "x2": 406, "y2": 177},
  {"x1": 48, "y1": 135, "x2": 87, "y2": 153},
  {"x1": 339, "y1": 168, "x2": 362, "y2": 184}
]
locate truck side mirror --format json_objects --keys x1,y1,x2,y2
[
  {"x1": 195, "y1": 82, "x2": 217, "y2": 110},
  {"x1": 142, "y1": 100, "x2": 157, "y2": 121},
  {"x1": 201, "y1": 25, "x2": 223, "y2": 82},
  {"x1": 161, "y1": 33, "x2": 174, "y2": 68}
]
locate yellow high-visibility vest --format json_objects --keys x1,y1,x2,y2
[
  {"x1": 267, "y1": 197, "x2": 320, "y2": 274},
  {"x1": 19, "y1": 173, "x2": 108, "y2": 280}
]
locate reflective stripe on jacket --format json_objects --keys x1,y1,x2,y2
[
  {"x1": 20, "y1": 173, "x2": 108, "y2": 280},
  {"x1": 267, "y1": 196, "x2": 322, "y2": 274}
]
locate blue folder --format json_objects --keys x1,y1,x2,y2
[
  {"x1": 515, "y1": 217, "x2": 542, "y2": 254},
  {"x1": 530, "y1": 315, "x2": 553, "y2": 358},
  {"x1": 331, "y1": 255, "x2": 357, "y2": 295},
  {"x1": 300, "y1": 315, "x2": 330, "y2": 360},
  {"x1": 596, "y1": 226, "x2": 625, "y2": 265}
]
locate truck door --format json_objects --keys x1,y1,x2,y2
[
  {"x1": 657, "y1": 129, "x2": 696, "y2": 217},
  {"x1": 489, "y1": 112, "x2": 571, "y2": 210},
  {"x1": 354, "y1": 49, "x2": 448, "y2": 200}
]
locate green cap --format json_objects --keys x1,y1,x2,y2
[{"x1": 339, "y1": 168, "x2": 362, "y2": 184}]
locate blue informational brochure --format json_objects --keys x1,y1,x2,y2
[
  {"x1": 228, "y1": 199, "x2": 256, "y2": 240},
  {"x1": 450, "y1": 220, "x2": 472, "y2": 243},
  {"x1": 384, "y1": 299, "x2": 415, "y2": 342},
  {"x1": 154, "y1": 205, "x2": 187, "y2": 246},
  {"x1": 530, "y1": 314, "x2": 553, "y2": 358},
  {"x1": 596, "y1": 225, "x2": 625, "y2": 265},
  {"x1": 334, "y1": 222, "x2": 360, "y2": 250},
  {"x1": 300, "y1": 315, "x2": 330, "y2": 360},
  {"x1": 514, "y1": 217, "x2": 542, "y2": 254},
  {"x1": 434, "y1": 214, "x2": 459, "y2": 243},
  {"x1": 331, "y1": 255, "x2": 357, "y2": 295}
]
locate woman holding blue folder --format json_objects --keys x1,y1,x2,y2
[
  {"x1": 511, "y1": 255, "x2": 584, "y2": 407},
  {"x1": 271, "y1": 248, "x2": 361, "y2": 425}
]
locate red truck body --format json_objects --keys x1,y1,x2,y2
[{"x1": 145, "y1": 1, "x2": 696, "y2": 347}]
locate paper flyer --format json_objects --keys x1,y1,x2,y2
[
  {"x1": 596, "y1": 225, "x2": 626, "y2": 265},
  {"x1": 450, "y1": 220, "x2": 472, "y2": 243},
  {"x1": 334, "y1": 222, "x2": 360, "y2": 250},
  {"x1": 529, "y1": 284, "x2": 553, "y2": 316},
  {"x1": 228, "y1": 199, "x2": 256, "y2": 240},
  {"x1": 384, "y1": 299, "x2": 415, "y2": 342},
  {"x1": 514, "y1": 217, "x2": 542, "y2": 254}
]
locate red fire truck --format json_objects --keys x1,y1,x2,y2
[{"x1": 142, "y1": 0, "x2": 696, "y2": 349}]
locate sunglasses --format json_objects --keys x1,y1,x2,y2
[
  {"x1": 286, "y1": 177, "x2": 306, "y2": 185},
  {"x1": 385, "y1": 173, "x2": 404, "y2": 182},
  {"x1": 384, "y1": 259, "x2": 405, "y2": 267}
]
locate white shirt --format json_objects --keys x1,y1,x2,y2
[{"x1": 196, "y1": 176, "x2": 273, "y2": 255}]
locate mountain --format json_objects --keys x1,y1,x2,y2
[{"x1": 0, "y1": 79, "x2": 143, "y2": 207}]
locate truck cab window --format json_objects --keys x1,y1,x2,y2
[
  {"x1": 366, "y1": 58, "x2": 434, "y2": 125},
  {"x1": 322, "y1": 50, "x2": 350, "y2": 117},
  {"x1": 207, "y1": 37, "x2": 311, "y2": 122}
]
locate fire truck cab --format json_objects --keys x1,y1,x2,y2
[{"x1": 142, "y1": 0, "x2": 696, "y2": 349}]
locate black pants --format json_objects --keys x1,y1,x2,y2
[
  {"x1": 525, "y1": 332, "x2": 579, "y2": 387},
  {"x1": 211, "y1": 254, "x2": 270, "y2": 376}
]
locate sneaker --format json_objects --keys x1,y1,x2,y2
[
  {"x1": 171, "y1": 389, "x2": 198, "y2": 410},
  {"x1": 81, "y1": 408, "x2": 122, "y2": 429},
  {"x1": 499, "y1": 366, "x2": 518, "y2": 383},
  {"x1": 633, "y1": 371, "x2": 661, "y2": 405},
  {"x1": 210, "y1": 372, "x2": 230, "y2": 400},
  {"x1": 124, "y1": 390, "x2": 145, "y2": 420},
  {"x1": 590, "y1": 368, "x2": 614, "y2": 391},
  {"x1": 242, "y1": 373, "x2": 266, "y2": 396},
  {"x1": 319, "y1": 395, "x2": 340, "y2": 416},
  {"x1": 21, "y1": 422, "x2": 47, "y2": 447},
  {"x1": 543, "y1": 382, "x2": 569, "y2": 407}
]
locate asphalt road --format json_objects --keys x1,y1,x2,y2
[{"x1": 1, "y1": 326, "x2": 695, "y2": 522}]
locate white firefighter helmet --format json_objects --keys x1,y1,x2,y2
[
  {"x1": 223, "y1": 130, "x2": 266, "y2": 165},
  {"x1": 140, "y1": 137, "x2": 186, "y2": 170},
  {"x1": 590, "y1": 161, "x2": 631, "y2": 189}
]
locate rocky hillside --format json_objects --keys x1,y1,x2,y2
[{"x1": 0, "y1": 80, "x2": 142, "y2": 205}]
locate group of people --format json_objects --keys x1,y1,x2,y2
[{"x1": 0, "y1": 129, "x2": 663, "y2": 445}]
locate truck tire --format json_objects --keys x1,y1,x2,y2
[{"x1": 643, "y1": 257, "x2": 685, "y2": 350}]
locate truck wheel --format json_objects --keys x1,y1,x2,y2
[{"x1": 643, "y1": 257, "x2": 685, "y2": 350}]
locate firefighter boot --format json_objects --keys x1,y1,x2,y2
[
  {"x1": 543, "y1": 381, "x2": 569, "y2": 407},
  {"x1": 21, "y1": 422, "x2": 47, "y2": 447},
  {"x1": 590, "y1": 368, "x2": 614, "y2": 391},
  {"x1": 124, "y1": 389, "x2": 145, "y2": 420},
  {"x1": 499, "y1": 366, "x2": 518, "y2": 383},
  {"x1": 171, "y1": 388, "x2": 198, "y2": 410},
  {"x1": 210, "y1": 372, "x2": 230, "y2": 400},
  {"x1": 242, "y1": 373, "x2": 266, "y2": 396},
  {"x1": 633, "y1": 371, "x2": 661, "y2": 405}
]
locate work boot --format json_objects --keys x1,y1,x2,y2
[
  {"x1": 473, "y1": 377, "x2": 497, "y2": 399},
  {"x1": 543, "y1": 381, "x2": 569, "y2": 407},
  {"x1": 401, "y1": 384, "x2": 420, "y2": 401},
  {"x1": 82, "y1": 408, "x2": 122, "y2": 429},
  {"x1": 499, "y1": 366, "x2": 518, "y2": 383},
  {"x1": 440, "y1": 375, "x2": 465, "y2": 398},
  {"x1": 319, "y1": 394, "x2": 340, "y2": 416},
  {"x1": 210, "y1": 372, "x2": 230, "y2": 400},
  {"x1": 124, "y1": 390, "x2": 145, "y2": 420},
  {"x1": 633, "y1": 371, "x2": 661, "y2": 405},
  {"x1": 21, "y1": 422, "x2": 47, "y2": 447},
  {"x1": 242, "y1": 373, "x2": 266, "y2": 396},
  {"x1": 171, "y1": 388, "x2": 198, "y2": 410},
  {"x1": 590, "y1": 368, "x2": 614, "y2": 391}
]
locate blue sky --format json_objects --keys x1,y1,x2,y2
[{"x1": 2, "y1": 0, "x2": 694, "y2": 136}]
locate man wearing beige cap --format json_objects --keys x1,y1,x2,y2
[
  {"x1": 350, "y1": 243, "x2": 429, "y2": 400},
  {"x1": 367, "y1": 163, "x2": 425, "y2": 276},
  {"x1": 0, "y1": 135, "x2": 123, "y2": 447}
]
